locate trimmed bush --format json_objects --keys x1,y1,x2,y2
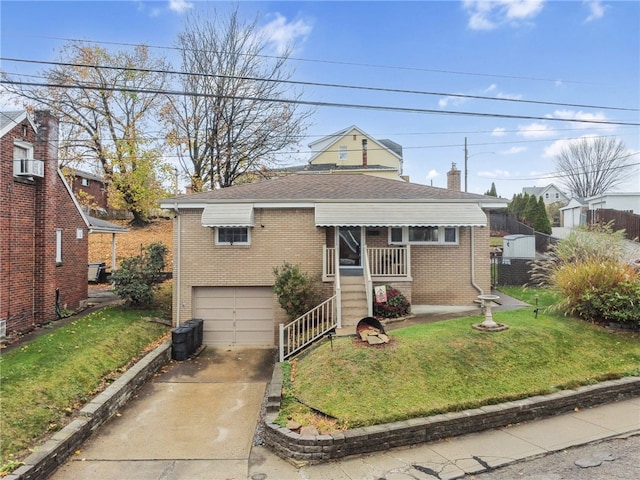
[{"x1": 273, "y1": 262, "x2": 319, "y2": 321}]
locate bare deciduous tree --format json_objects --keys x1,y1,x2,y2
[
  {"x1": 4, "y1": 43, "x2": 170, "y2": 225},
  {"x1": 163, "y1": 7, "x2": 312, "y2": 191},
  {"x1": 555, "y1": 136, "x2": 631, "y2": 198}
]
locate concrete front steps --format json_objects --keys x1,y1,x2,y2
[{"x1": 335, "y1": 275, "x2": 368, "y2": 336}]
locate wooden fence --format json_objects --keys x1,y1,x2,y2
[{"x1": 587, "y1": 209, "x2": 640, "y2": 242}]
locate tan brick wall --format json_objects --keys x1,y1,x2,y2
[
  {"x1": 173, "y1": 207, "x2": 328, "y2": 338},
  {"x1": 171, "y1": 210, "x2": 492, "y2": 342},
  {"x1": 410, "y1": 226, "x2": 490, "y2": 305}
]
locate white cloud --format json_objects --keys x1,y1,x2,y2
[
  {"x1": 261, "y1": 13, "x2": 313, "y2": 55},
  {"x1": 518, "y1": 122, "x2": 556, "y2": 138},
  {"x1": 477, "y1": 168, "x2": 512, "y2": 178},
  {"x1": 492, "y1": 127, "x2": 506, "y2": 137},
  {"x1": 438, "y1": 95, "x2": 468, "y2": 108},
  {"x1": 464, "y1": 0, "x2": 545, "y2": 31},
  {"x1": 543, "y1": 138, "x2": 574, "y2": 158},
  {"x1": 500, "y1": 146, "x2": 527, "y2": 155},
  {"x1": 426, "y1": 169, "x2": 440, "y2": 180},
  {"x1": 584, "y1": 1, "x2": 607, "y2": 22},
  {"x1": 485, "y1": 84, "x2": 498, "y2": 93},
  {"x1": 168, "y1": 0, "x2": 192, "y2": 14}
]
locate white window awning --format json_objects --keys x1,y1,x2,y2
[
  {"x1": 201, "y1": 204, "x2": 255, "y2": 227},
  {"x1": 314, "y1": 202, "x2": 487, "y2": 227}
]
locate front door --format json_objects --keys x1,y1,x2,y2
[{"x1": 338, "y1": 226, "x2": 362, "y2": 268}]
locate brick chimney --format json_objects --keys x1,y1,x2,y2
[
  {"x1": 447, "y1": 162, "x2": 461, "y2": 191},
  {"x1": 362, "y1": 139, "x2": 368, "y2": 168},
  {"x1": 33, "y1": 110, "x2": 59, "y2": 320}
]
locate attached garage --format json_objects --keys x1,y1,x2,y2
[{"x1": 192, "y1": 287, "x2": 274, "y2": 346}]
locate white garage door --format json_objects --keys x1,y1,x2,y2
[{"x1": 192, "y1": 287, "x2": 274, "y2": 346}]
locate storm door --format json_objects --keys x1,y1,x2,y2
[{"x1": 338, "y1": 226, "x2": 362, "y2": 268}]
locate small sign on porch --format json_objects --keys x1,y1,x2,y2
[{"x1": 374, "y1": 285, "x2": 387, "y2": 303}]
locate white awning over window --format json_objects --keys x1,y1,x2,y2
[
  {"x1": 201, "y1": 204, "x2": 254, "y2": 227},
  {"x1": 314, "y1": 202, "x2": 486, "y2": 227}
]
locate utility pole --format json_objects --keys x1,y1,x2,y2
[{"x1": 464, "y1": 137, "x2": 468, "y2": 193}]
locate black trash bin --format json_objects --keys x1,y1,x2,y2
[
  {"x1": 185, "y1": 318, "x2": 203, "y2": 350},
  {"x1": 171, "y1": 326, "x2": 191, "y2": 361}
]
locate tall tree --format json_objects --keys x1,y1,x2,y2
[
  {"x1": 554, "y1": 137, "x2": 630, "y2": 198},
  {"x1": 4, "y1": 42, "x2": 170, "y2": 225},
  {"x1": 484, "y1": 182, "x2": 497, "y2": 197},
  {"x1": 162, "y1": 7, "x2": 312, "y2": 192}
]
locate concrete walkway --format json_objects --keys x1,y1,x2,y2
[
  {"x1": 249, "y1": 397, "x2": 640, "y2": 479},
  {"x1": 49, "y1": 347, "x2": 276, "y2": 480}
]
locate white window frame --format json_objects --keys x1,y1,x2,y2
[
  {"x1": 389, "y1": 226, "x2": 459, "y2": 245},
  {"x1": 56, "y1": 228, "x2": 63, "y2": 264},
  {"x1": 215, "y1": 227, "x2": 251, "y2": 246},
  {"x1": 338, "y1": 145, "x2": 347, "y2": 161},
  {"x1": 81, "y1": 177, "x2": 90, "y2": 186},
  {"x1": 13, "y1": 140, "x2": 34, "y2": 176}
]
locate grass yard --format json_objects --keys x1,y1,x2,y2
[
  {"x1": 281, "y1": 287, "x2": 640, "y2": 431},
  {"x1": 0, "y1": 307, "x2": 170, "y2": 471}
]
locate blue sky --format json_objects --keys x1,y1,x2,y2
[{"x1": 1, "y1": 0, "x2": 638, "y2": 198}]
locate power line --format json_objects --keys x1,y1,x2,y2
[
  {"x1": 2, "y1": 56, "x2": 637, "y2": 113},
  {"x1": 3, "y1": 79, "x2": 638, "y2": 127},
  {"x1": 0, "y1": 32, "x2": 601, "y2": 86}
]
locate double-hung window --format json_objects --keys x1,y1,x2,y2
[{"x1": 389, "y1": 226, "x2": 458, "y2": 245}]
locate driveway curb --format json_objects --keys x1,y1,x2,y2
[
  {"x1": 7, "y1": 342, "x2": 171, "y2": 480},
  {"x1": 263, "y1": 368, "x2": 640, "y2": 464}
]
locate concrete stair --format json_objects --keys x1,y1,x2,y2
[{"x1": 339, "y1": 275, "x2": 369, "y2": 329}]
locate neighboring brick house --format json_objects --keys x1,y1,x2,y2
[
  {"x1": 69, "y1": 169, "x2": 109, "y2": 215},
  {"x1": 160, "y1": 174, "x2": 507, "y2": 348},
  {"x1": 0, "y1": 110, "x2": 89, "y2": 339}
]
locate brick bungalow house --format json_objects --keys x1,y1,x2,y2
[
  {"x1": 69, "y1": 168, "x2": 109, "y2": 216},
  {"x1": 0, "y1": 110, "x2": 89, "y2": 339},
  {"x1": 160, "y1": 173, "x2": 507, "y2": 352}
]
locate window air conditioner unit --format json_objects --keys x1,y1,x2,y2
[{"x1": 14, "y1": 159, "x2": 44, "y2": 178}]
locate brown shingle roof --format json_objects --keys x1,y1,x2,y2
[{"x1": 165, "y1": 174, "x2": 500, "y2": 204}]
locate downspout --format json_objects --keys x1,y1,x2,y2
[
  {"x1": 470, "y1": 226, "x2": 484, "y2": 296},
  {"x1": 174, "y1": 203, "x2": 182, "y2": 327}
]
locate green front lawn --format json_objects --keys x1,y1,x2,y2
[
  {"x1": 0, "y1": 307, "x2": 169, "y2": 470},
  {"x1": 281, "y1": 287, "x2": 640, "y2": 430}
]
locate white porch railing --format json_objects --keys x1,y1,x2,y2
[
  {"x1": 323, "y1": 245, "x2": 409, "y2": 278},
  {"x1": 366, "y1": 246, "x2": 409, "y2": 277},
  {"x1": 362, "y1": 244, "x2": 373, "y2": 317},
  {"x1": 279, "y1": 295, "x2": 338, "y2": 362}
]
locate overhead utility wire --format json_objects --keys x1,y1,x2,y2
[
  {"x1": 1, "y1": 33, "x2": 597, "y2": 86},
  {"x1": 2, "y1": 57, "x2": 636, "y2": 113},
  {"x1": 3, "y1": 79, "x2": 638, "y2": 127}
]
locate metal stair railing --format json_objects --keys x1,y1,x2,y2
[{"x1": 279, "y1": 294, "x2": 338, "y2": 362}]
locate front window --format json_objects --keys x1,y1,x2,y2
[
  {"x1": 389, "y1": 226, "x2": 458, "y2": 245},
  {"x1": 216, "y1": 227, "x2": 249, "y2": 245},
  {"x1": 81, "y1": 178, "x2": 90, "y2": 187}
]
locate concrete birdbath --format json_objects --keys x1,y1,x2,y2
[{"x1": 473, "y1": 294, "x2": 509, "y2": 332}]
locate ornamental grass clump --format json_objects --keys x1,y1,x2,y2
[{"x1": 530, "y1": 224, "x2": 640, "y2": 327}]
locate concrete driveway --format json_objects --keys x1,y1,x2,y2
[{"x1": 50, "y1": 347, "x2": 276, "y2": 480}]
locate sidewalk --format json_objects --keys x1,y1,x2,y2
[{"x1": 248, "y1": 397, "x2": 640, "y2": 480}]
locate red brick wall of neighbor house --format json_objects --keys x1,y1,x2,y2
[
  {"x1": 71, "y1": 175, "x2": 108, "y2": 212},
  {"x1": 0, "y1": 116, "x2": 40, "y2": 334},
  {"x1": 0, "y1": 111, "x2": 88, "y2": 337},
  {"x1": 55, "y1": 177, "x2": 88, "y2": 313}
]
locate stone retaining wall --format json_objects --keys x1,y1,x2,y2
[
  {"x1": 6, "y1": 342, "x2": 171, "y2": 480},
  {"x1": 263, "y1": 365, "x2": 640, "y2": 464}
]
